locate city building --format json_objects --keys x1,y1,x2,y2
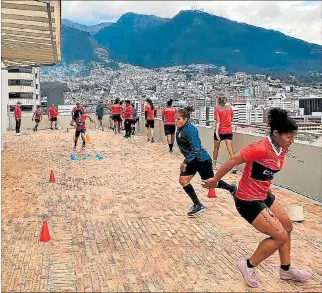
[
  {"x1": 299, "y1": 96, "x2": 322, "y2": 115},
  {"x1": 7, "y1": 67, "x2": 40, "y2": 111},
  {"x1": 1, "y1": 0, "x2": 62, "y2": 149}
]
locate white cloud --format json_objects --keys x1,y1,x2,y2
[{"x1": 62, "y1": 0, "x2": 322, "y2": 45}]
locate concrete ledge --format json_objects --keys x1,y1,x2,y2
[
  {"x1": 136, "y1": 117, "x2": 322, "y2": 202},
  {"x1": 7, "y1": 114, "x2": 322, "y2": 202}
]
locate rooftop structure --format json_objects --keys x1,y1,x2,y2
[
  {"x1": 2, "y1": 129, "x2": 321, "y2": 292},
  {"x1": 1, "y1": 0, "x2": 61, "y2": 66}
]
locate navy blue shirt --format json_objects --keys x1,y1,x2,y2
[{"x1": 176, "y1": 121, "x2": 211, "y2": 163}]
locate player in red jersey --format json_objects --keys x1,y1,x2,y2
[
  {"x1": 14, "y1": 101, "x2": 22, "y2": 135},
  {"x1": 162, "y1": 99, "x2": 176, "y2": 152},
  {"x1": 202, "y1": 108, "x2": 311, "y2": 288},
  {"x1": 109, "y1": 98, "x2": 122, "y2": 134},
  {"x1": 213, "y1": 96, "x2": 235, "y2": 167},
  {"x1": 32, "y1": 105, "x2": 43, "y2": 132},
  {"x1": 145, "y1": 98, "x2": 156, "y2": 142},
  {"x1": 122, "y1": 100, "x2": 134, "y2": 138},
  {"x1": 71, "y1": 109, "x2": 94, "y2": 150},
  {"x1": 47, "y1": 103, "x2": 59, "y2": 130}
]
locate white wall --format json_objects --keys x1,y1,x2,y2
[{"x1": 1, "y1": 64, "x2": 9, "y2": 149}]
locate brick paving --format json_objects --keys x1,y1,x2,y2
[{"x1": 2, "y1": 129, "x2": 322, "y2": 292}]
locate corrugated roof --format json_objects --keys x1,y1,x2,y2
[{"x1": 1, "y1": 0, "x2": 61, "y2": 67}]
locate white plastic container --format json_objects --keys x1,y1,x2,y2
[{"x1": 286, "y1": 205, "x2": 304, "y2": 222}]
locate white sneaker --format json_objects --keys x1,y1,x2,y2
[{"x1": 16, "y1": 133, "x2": 21, "y2": 136}]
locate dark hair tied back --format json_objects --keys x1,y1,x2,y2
[
  {"x1": 177, "y1": 106, "x2": 194, "y2": 120},
  {"x1": 268, "y1": 107, "x2": 298, "y2": 134},
  {"x1": 146, "y1": 98, "x2": 154, "y2": 110},
  {"x1": 167, "y1": 99, "x2": 173, "y2": 107}
]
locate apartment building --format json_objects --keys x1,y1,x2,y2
[
  {"x1": 7, "y1": 67, "x2": 40, "y2": 111},
  {"x1": 232, "y1": 102, "x2": 264, "y2": 125}
]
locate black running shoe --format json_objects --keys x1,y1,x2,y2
[
  {"x1": 189, "y1": 204, "x2": 198, "y2": 212},
  {"x1": 187, "y1": 204, "x2": 206, "y2": 217},
  {"x1": 151, "y1": 138, "x2": 155, "y2": 143}
]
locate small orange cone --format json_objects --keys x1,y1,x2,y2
[
  {"x1": 85, "y1": 134, "x2": 92, "y2": 144},
  {"x1": 40, "y1": 220, "x2": 51, "y2": 242},
  {"x1": 49, "y1": 170, "x2": 55, "y2": 183},
  {"x1": 208, "y1": 188, "x2": 217, "y2": 198}
]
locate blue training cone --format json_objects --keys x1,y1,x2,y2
[
  {"x1": 96, "y1": 153, "x2": 104, "y2": 160},
  {"x1": 70, "y1": 153, "x2": 78, "y2": 160}
]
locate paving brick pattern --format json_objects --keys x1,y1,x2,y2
[{"x1": 2, "y1": 129, "x2": 322, "y2": 292}]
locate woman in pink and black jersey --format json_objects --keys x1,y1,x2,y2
[
  {"x1": 72, "y1": 109, "x2": 94, "y2": 150},
  {"x1": 32, "y1": 105, "x2": 43, "y2": 132},
  {"x1": 202, "y1": 108, "x2": 311, "y2": 288},
  {"x1": 213, "y1": 95, "x2": 235, "y2": 167}
]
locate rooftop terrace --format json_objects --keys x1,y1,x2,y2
[{"x1": 2, "y1": 129, "x2": 322, "y2": 292}]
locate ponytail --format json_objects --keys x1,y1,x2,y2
[{"x1": 268, "y1": 108, "x2": 298, "y2": 134}]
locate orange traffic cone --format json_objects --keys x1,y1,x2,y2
[
  {"x1": 40, "y1": 220, "x2": 51, "y2": 242},
  {"x1": 49, "y1": 170, "x2": 55, "y2": 183},
  {"x1": 208, "y1": 188, "x2": 217, "y2": 198}
]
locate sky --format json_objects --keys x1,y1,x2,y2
[{"x1": 62, "y1": 1, "x2": 322, "y2": 45}]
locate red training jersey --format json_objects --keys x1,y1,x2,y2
[
  {"x1": 162, "y1": 107, "x2": 176, "y2": 125},
  {"x1": 14, "y1": 106, "x2": 22, "y2": 119},
  {"x1": 145, "y1": 105, "x2": 155, "y2": 120},
  {"x1": 110, "y1": 104, "x2": 122, "y2": 115},
  {"x1": 75, "y1": 114, "x2": 89, "y2": 131},
  {"x1": 34, "y1": 109, "x2": 43, "y2": 120},
  {"x1": 214, "y1": 106, "x2": 234, "y2": 134},
  {"x1": 236, "y1": 137, "x2": 288, "y2": 201},
  {"x1": 48, "y1": 107, "x2": 58, "y2": 118},
  {"x1": 122, "y1": 105, "x2": 133, "y2": 120}
]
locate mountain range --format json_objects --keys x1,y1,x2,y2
[
  {"x1": 62, "y1": 19, "x2": 112, "y2": 35},
  {"x1": 59, "y1": 10, "x2": 322, "y2": 74}
]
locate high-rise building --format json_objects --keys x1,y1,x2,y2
[
  {"x1": 232, "y1": 102, "x2": 263, "y2": 124},
  {"x1": 7, "y1": 67, "x2": 40, "y2": 111},
  {"x1": 299, "y1": 96, "x2": 322, "y2": 115}
]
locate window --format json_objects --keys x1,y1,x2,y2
[
  {"x1": 36, "y1": 94, "x2": 39, "y2": 99},
  {"x1": 36, "y1": 84, "x2": 38, "y2": 89},
  {"x1": 35, "y1": 73, "x2": 38, "y2": 78}
]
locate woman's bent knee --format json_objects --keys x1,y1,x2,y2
[{"x1": 275, "y1": 231, "x2": 289, "y2": 246}]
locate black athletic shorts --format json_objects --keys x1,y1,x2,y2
[
  {"x1": 75, "y1": 129, "x2": 86, "y2": 137},
  {"x1": 35, "y1": 119, "x2": 40, "y2": 123},
  {"x1": 234, "y1": 192, "x2": 276, "y2": 224},
  {"x1": 214, "y1": 133, "x2": 233, "y2": 141},
  {"x1": 145, "y1": 119, "x2": 154, "y2": 128},
  {"x1": 50, "y1": 117, "x2": 57, "y2": 122},
  {"x1": 97, "y1": 115, "x2": 103, "y2": 120},
  {"x1": 164, "y1": 124, "x2": 176, "y2": 135},
  {"x1": 180, "y1": 158, "x2": 214, "y2": 180},
  {"x1": 111, "y1": 114, "x2": 121, "y2": 122}
]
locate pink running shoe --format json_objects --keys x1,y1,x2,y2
[
  {"x1": 237, "y1": 260, "x2": 259, "y2": 288},
  {"x1": 280, "y1": 265, "x2": 312, "y2": 282}
]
